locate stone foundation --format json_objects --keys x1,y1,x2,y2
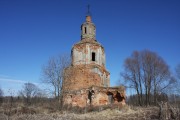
[{"x1": 63, "y1": 86, "x2": 126, "y2": 108}]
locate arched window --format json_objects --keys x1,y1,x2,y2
[
  {"x1": 84, "y1": 27, "x2": 87, "y2": 34},
  {"x1": 92, "y1": 52, "x2": 95, "y2": 61}
]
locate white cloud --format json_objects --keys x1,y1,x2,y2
[
  {"x1": 0, "y1": 77, "x2": 39, "y2": 85},
  {"x1": 0, "y1": 78, "x2": 27, "y2": 84}
]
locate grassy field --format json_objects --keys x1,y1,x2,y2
[
  {"x1": 0, "y1": 100, "x2": 180, "y2": 120},
  {"x1": 0, "y1": 105, "x2": 161, "y2": 120}
]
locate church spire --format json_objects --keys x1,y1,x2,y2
[
  {"x1": 86, "y1": 4, "x2": 91, "y2": 16},
  {"x1": 81, "y1": 5, "x2": 96, "y2": 40},
  {"x1": 86, "y1": 4, "x2": 92, "y2": 23}
]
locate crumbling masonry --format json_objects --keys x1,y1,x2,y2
[{"x1": 63, "y1": 15, "x2": 126, "y2": 108}]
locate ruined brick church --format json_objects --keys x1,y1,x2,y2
[{"x1": 62, "y1": 14, "x2": 125, "y2": 108}]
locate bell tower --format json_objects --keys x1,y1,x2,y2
[
  {"x1": 81, "y1": 5, "x2": 96, "y2": 39},
  {"x1": 63, "y1": 8, "x2": 110, "y2": 92},
  {"x1": 71, "y1": 15, "x2": 105, "y2": 67},
  {"x1": 81, "y1": 15, "x2": 96, "y2": 39}
]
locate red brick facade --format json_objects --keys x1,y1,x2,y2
[{"x1": 62, "y1": 15, "x2": 125, "y2": 108}]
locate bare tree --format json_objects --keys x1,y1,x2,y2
[
  {"x1": 176, "y1": 64, "x2": 180, "y2": 80},
  {"x1": 0, "y1": 87, "x2": 3, "y2": 105},
  {"x1": 121, "y1": 51, "x2": 143, "y2": 105},
  {"x1": 0, "y1": 87, "x2": 3, "y2": 97},
  {"x1": 175, "y1": 64, "x2": 180, "y2": 94},
  {"x1": 141, "y1": 50, "x2": 173, "y2": 105},
  {"x1": 41, "y1": 54, "x2": 70, "y2": 102},
  {"x1": 19, "y1": 82, "x2": 41, "y2": 105},
  {"x1": 121, "y1": 50, "x2": 172, "y2": 106}
]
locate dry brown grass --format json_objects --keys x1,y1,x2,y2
[
  {"x1": 1, "y1": 100, "x2": 179, "y2": 120},
  {"x1": 0, "y1": 104, "x2": 162, "y2": 120}
]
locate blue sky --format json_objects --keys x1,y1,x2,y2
[{"x1": 0, "y1": 0, "x2": 180, "y2": 96}]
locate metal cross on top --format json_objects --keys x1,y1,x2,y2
[{"x1": 87, "y1": 4, "x2": 91, "y2": 16}]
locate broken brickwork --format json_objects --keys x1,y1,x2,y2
[
  {"x1": 63, "y1": 64, "x2": 109, "y2": 91},
  {"x1": 62, "y1": 15, "x2": 126, "y2": 108},
  {"x1": 63, "y1": 86, "x2": 126, "y2": 108}
]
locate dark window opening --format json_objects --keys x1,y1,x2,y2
[
  {"x1": 85, "y1": 27, "x2": 87, "y2": 34},
  {"x1": 92, "y1": 52, "x2": 95, "y2": 61},
  {"x1": 88, "y1": 90, "x2": 95, "y2": 104},
  {"x1": 107, "y1": 92, "x2": 114, "y2": 104},
  {"x1": 115, "y1": 91, "x2": 124, "y2": 102}
]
